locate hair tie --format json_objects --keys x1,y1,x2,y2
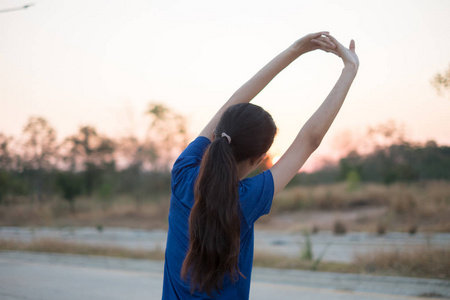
[{"x1": 221, "y1": 132, "x2": 231, "y2": 144}]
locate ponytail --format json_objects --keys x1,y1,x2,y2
[
  {"x1": 181, "y1": 136, "x2": 242, "y2": 296},
  {"x1": 181, "y1": 103, "x2": 276, "y2": 296}
]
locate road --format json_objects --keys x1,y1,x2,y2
[
  {"x1": 2, "y1": 226, "x2": 450, "y2": 263},
  {"x1": 1, "y1": 251, "x2": 449, "y2": 300}
]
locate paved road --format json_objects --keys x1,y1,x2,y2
[
  {"x1": 1, "y1": 251, "x2": 449, "y2": 300},
  {"x1": 2, "y1": 227, "x2": 449, "y2": 263}
]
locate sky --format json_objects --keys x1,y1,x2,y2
[{"x1": 1, "y1": 0, "x2": 449, "y2": 170}]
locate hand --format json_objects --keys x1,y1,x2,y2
[
  {"x1": 291, "y1": 31, "x2": 337, "y2": 55},
  {"x1": 324, "y1": 34, "x2": 359, "y2": 71}
]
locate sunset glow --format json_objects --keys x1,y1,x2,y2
[
  {"x1": 1, "y1": 0, "x2": 449, "y2": 171},
  {"x1": 271, "y1": 155, "x2": 281, "y2": 166}
]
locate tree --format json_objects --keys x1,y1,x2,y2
[
  {"x1": 0, "y1": 133, "x2": 13, "y2": 170},
  {"x1": 365, "y1": 120, "x2": 406, "y2": 151},
  {"x1": 63, "y1": 126, "x2": 116, "y2": 195},
  {"x1": 56, "y1": 171, "x2": 82, "y2": 214},
  {"x1": 432, "y1": 63, "x2": 450, "y2": 97},
  {"x1": 21, "y1": 117, "x2": 58, "y2": 202},
  {"x1": 0, "y1": 133, "x2": 15, "y2": 203},
  {"x1": 22, "y1": 117, "x2": 58, "y2": 170},
  {"x1": 145, "y1": 103, "x2": 188, "y2": 171},
  {"x1": 118, "y1": 135, "x2": 157, "y2": 171}
]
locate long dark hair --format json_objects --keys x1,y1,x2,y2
[{"x1": 181, "y1": 103, "x2": 277, "y2": 295}]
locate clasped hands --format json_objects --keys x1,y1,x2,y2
[{"x1": 291, "y1": 31, "x2": 359, "y2": 72}]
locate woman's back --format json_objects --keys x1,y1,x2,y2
[{"x1": 162, "y1": 136, "x2": 274, "y2": 299}]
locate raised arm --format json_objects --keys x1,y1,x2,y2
[
  {"x1": 270, "y1": 35, "x2": 359, "y2": 195},
  {"x1": 199, "y1": 32, "x2": 336, "y2": 140}
]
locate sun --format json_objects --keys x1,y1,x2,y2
[{"x1": 271, "y1": 155, "x2": 281, "y2": 166}]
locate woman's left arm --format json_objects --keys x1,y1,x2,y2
[{"x1": 199, "y1": 31, "x2": 336, "y2": 140}]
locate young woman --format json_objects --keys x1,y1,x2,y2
[{"x1": 162, "y1": 32, "x2": 359, "y2": 299}]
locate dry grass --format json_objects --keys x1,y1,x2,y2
[
  {"x1": 271, "y1": 180, "x2": 450, "y2": 233},
  {"x1": 272, "y1": 182, "x2": 389, "y2": 212},
  {"x1": 354, "y1": 247, "x2": 450, "y2": 280},
  {"x1": 0, "y1": 237, "x2": 356, "y2": 274},
  {"x1": 0, "y1": 238, "x2": 165, "y2": 260},
  {"x1": 1, "y1": 181, "x2": 449, "y2": 233},
  {"x1": 273, "y1": 181, "x2": 450, "y2": 212},
  {"x1": 0, "y1": 195, "x2": 170, "y2": 229},
  {"x1": 2, "y1": 238, "x2": 448, "y2": 280}
]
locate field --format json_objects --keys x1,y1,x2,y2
[
  {"x1": 1, "y1": 180, "x2": 449, "y2": 280},
  {"x1": 261, "y1": 180, "x2": 450, "y2": 233},
  {"x1": 1, "y1": 181, "x2": 449, "y2": 234}
]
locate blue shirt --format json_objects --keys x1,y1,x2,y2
[{"x1": 162, "y1": 136, "x2": 274, "y2": 300}]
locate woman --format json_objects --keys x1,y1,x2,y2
[{"x1": 162, "y1": 32, "x2": 359, "y2": 299}]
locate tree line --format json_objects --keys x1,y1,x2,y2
[
  {"x1": 1, "y1": 106, "x2": 449, "y2": 211},
  {"x1": 0, "y1": 103, "x2": 188, "y2": 211},
  {"x1": 290, "y1": 121, "x2": 450, "y2": 186}
]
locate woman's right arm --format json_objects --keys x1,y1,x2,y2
[{"x1": 270, "y1": 35, "x2": 359, "y2": 196}]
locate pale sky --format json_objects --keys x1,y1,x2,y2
[{"x1": 1, "y1": 0, "x2": 449, "y2": 170}]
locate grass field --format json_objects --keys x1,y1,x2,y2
[{"x1": 1, "y1": 181, "x2": 448, "y2": 234}]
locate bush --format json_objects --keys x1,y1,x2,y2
[
  {"x1": 333, "y1": 220, "x2": 347, "y2": 235},
  {"x1": 300, "y1": 232, "x2": 313, "y2": 261},
  {"x1": 376, "y1": 222, "x2": 387, "y2": 235}
]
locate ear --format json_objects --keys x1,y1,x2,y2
[{"x1": 250, "y1": 153, "x2": 266, "y2": 166}]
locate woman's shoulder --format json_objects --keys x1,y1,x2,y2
[
  {"x1": 172, "y1": 136, "x2": 211, "y2": 171},
  {"x1": 171, "y1": 137, "x2": 211, "y2": 202}
]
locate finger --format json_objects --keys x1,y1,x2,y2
[
  {"x1": 308, "y1": 31, "x2": 330, "y2": 39},
  {"x1": 311, "y1": 38, "x2": 337, "y2": 52},
  {"x1": 349, "y1": 39, "x2": 356, "y2": 52},
  {"x1": 314, "y1": 42, "x2": 339, "y2": 56},
  {"x1": 324, "y1": 34, "x2": 343, "y2": 49},
  {"x1": 311, "y1": 38, "x2": 332, "y2": 49},
  {"x1": 316, "y1": 36, "x2": 336, "y2": 48}
]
